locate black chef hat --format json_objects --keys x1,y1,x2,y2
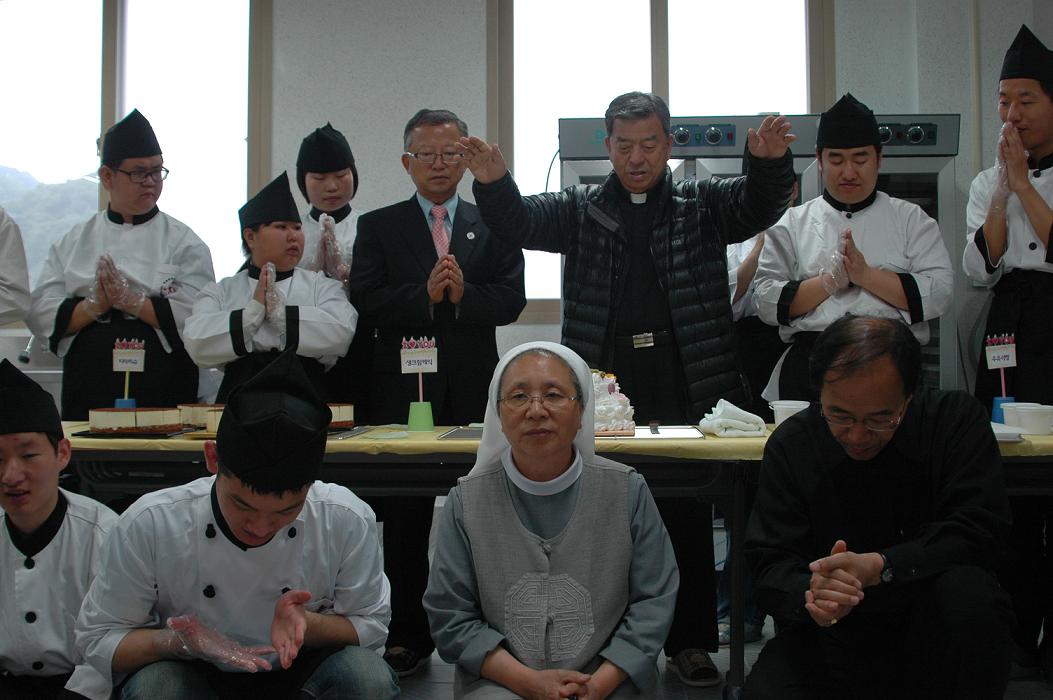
[
  {"x1": 100, "y1": 109, "x2": 162, "y2": 167},
  {"x1": 216, "y1": 350, "x2": 331, "y2": 494},
  {"x1": 238, "y1": 172, "x2": 301, "y2": 230},
  {"x1": 1000, "y1": 25, "x2": 1053, "y2": 84},
  {"x1": 816, "y1": 93, "x2": 880, "y2": 150},
  {"x1": 295, "y1": 123, "x2": 359, "y2": 200},
  {"x1": 0, "y1": 359, "x2": 62, "y2": 437}
]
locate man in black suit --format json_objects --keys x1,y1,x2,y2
[{"x1": 350, "y1": 108, "x2": 526, "y2": 677}]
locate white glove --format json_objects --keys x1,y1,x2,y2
[{"x1": 263, "y1": 262, "x2": 286, "y2": 327}]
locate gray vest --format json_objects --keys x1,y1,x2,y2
[{"x1": 460, "y1": 458, "x2": 633, "y2": 670}]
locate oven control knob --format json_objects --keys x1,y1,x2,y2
[
  {"x1": 673, "y1": 126, "x2": 691, "y2": 145},
  {"x1": 878, "y1": 125, "x2": 893, "y2": 144},
  {"x1": 704, "y1": 126, "x2": 723, "y2": 145},
  {"x1": 907, "y1": 125, "x2": 926, "y2": 144}
]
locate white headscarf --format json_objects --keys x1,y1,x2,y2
[{"x1": 470, "y1": 341, "x2": 595, "y2": 476}]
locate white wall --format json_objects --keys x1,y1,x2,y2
[{"x1": 270, "y1": 0, "x2": 488, "y2": 213}]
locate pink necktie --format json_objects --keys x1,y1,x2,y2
[{"x1": 430, "y1": 205, "x2": 449, "y2": 257}]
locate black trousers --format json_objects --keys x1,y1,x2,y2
[
  {"x1": 613, "y1": 342, "x2": 718, "y2": 653},
  {"x1": 744, "y1": 566, "x2": 1012, "y2": 700},
  {"x1": 0, "y1": 672, "x2": 76, "y2": 700},
  {"x1": 1002, "y1": 496, "x2": 1053, "y2": 655}
]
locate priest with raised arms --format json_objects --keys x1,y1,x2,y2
[
  {"x1": 75, "y1": 349, "x2": 398, "y2": 699},
  {"x1": 27, "y1": 109, "x2": 215, "y2": 418},
  {"x1": 183, "y1": 172, "x2": 356, "y2": 401}
]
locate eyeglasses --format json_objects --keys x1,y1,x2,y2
[
  {"x1": 114, "y1": 166, "x2": 169, "y2": 183},
  {"x1": 498, "y1": 391, "x2": 578, "y2": 411},
  {"x1": 820, "y1": 399, "x2": 909, "y2": 433},
  {"x1": 403, "y1": 151, "x2": 464, "y2": 165}
]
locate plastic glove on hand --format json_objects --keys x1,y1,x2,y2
[
  {"x1": 99, "y1": 255, "x2": 147, "y2": 316},
  {"x1": 818, "y1": 250, "x2": 850, "y2": 296},
  {"x1": 82, "y1": 257, "x2": 112, "y2": 319},
  {"x1": 318, "y1": 215, "x2": 350, "y2": 284},
  {"x1": 157, "y1": 614, "x2": 274, "y2": 672},
  {"x1": 263, "y1": 262, "x2": 286, "y2": 326}
]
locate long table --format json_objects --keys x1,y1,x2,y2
[{"x1": 63, "y1": 423, "x2": 1053, "y2": 697}]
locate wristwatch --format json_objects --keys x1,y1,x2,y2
[{"x1": 879, "y1": 553, "x2": 893, "y2": 584}]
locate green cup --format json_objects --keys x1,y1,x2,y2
[{"x1": 407, "y1": 401, "x2": 434, "y2": 432}]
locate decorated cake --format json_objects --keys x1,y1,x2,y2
[
  {"x1": 592, "y1": 371, "x2": 635, "y2": 435},
  {"x1": 89, "y1": 407, "x2": 182, "y2": 433}
]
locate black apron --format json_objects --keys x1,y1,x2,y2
[
  {"x1": 974, "y1": 269, "x2": 1053, "y2": 412},
  {"x1": 61, "y1": 311, "x2": 198, "y2": 421},
  {"x1": 778, "y1": 331, "x2": 820, "y2": 402},
  {"x1": 215, "y1": 306, "x2": 326, "y2": 402}
]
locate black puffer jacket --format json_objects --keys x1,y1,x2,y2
[{"x1": 473, "y1": 153, "x2": 794, "y2": 419}]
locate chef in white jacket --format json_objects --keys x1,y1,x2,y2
[
  {"x1": 295, "y1": 123, "x2": 374, "y2": 410},
  {"x1": 75, "y1": 349, "x2": 398, "y2": 700},
  {"x1": 753, "y1": 93, "x2": 953, "y2": 400},
  {"x1": 0, "y1": 359, "x2": 116, "y2": 700},
  {"x1": 183, "y1": 171, "x2": 356, "y2": 401},
  {"x1": 0, "y1": 208, "x2": 31, "y2": 326},
  {"x1": 26, "y1": 109, "x2": 215, "y2": 419}
]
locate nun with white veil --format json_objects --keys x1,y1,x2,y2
[{"x1": 424, "y1": 341, "x2": 678, "y2": 699}]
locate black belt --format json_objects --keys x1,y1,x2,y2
[{"x1": 614, "y1": 330, "x2": 674, "y2": 349}]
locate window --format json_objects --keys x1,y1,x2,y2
[
  {"x1": 667, "y1": 0, "x2": 807, "y2": 116},
  {"x1": 0, "y1": 0, "x2": 102, "y2": 285},
  {"x1": 513, "y1": 0, "x2": 651, "y2": 299},
  {"x1": 122, "y1": 0, "x2": 250, "y2": 278}
]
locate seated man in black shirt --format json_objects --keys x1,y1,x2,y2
[{"x1": 744, "y1": 315, "x2": 1013, "y2": 700}]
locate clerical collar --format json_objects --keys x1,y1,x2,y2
[
  {"x1": 823, "y1": 188, "x2": 877, "y2": 214},
  {"x1": 1028, "y1": 152, "x2": 1053, "y2": 173},
  {"x1": 5, "y1": 491, "x2": 68, "y2": 558},
  {"x1": 247, "y1": 264, "x2": 295, "y2": 281},
  {"x1": 501, "y1": 447, "x2": 582, "y2": 496},
  {"x1": 630, "y1": 192, "x2": 648, "y2": 204},
  {"x1": 106, "y1": 205, "x2": 160, "y2": 225},
  {"x1": 310, "y1": 203, "x2": 352, "y2": 223},
  {"x1": 210, "y1": 482, "x2": 272, "y2": 551}
]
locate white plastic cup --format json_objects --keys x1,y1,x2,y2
[
  {"x1": 770, "y1": 400, "x2": 810, "y2": 426},
  {"x1": 1015, "y1": 405, "x2": 1053, "y2": 435},
  {"x1": 1002, "y1": 402, "x2": 1040, "y2": 427}
]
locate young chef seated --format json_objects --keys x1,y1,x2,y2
[
  {"x1": 743, "y1": 316, "x2": 1013, "y2": 699},
  {"x1": 295, "y1": 123, "x2": 374, "y2": 411},
  {"x1": 75, "y1": 349, "x2": 398, "y2": 700},
  {"x1": 26, "y1": 109, "x2": 215, "y2": 419},
  {"x1": 182, "y1": 172, "x2": 356, "y2": 402},
  {"x1": 0, "y1": 359, "x2": 116, "y2": 700},
  {"x1": 424, "y1": 341, "x2": 678, "y2": 699},
  {"x1": 753, "y1": 93, "x2": 954, "y2": 401}
]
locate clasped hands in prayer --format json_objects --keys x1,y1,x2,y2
[
  {"x1": 84, "y1": 254, "x2": 148, "y2": 319},
  {"x1": 154, "y1": 589, "x2": 311, "y2": 672},
  {"x1": 806, "y1": 539, "x2": 885, "y2": 628},
  {"x1": 252, "y1": 261, "x2": 287, "y2": 324},
  {"x1": 818, "y1": 229, "x2": 873, "y2": 296},
  {"x1": 427, "y1": 254, "x2": 464, "y2": 304}
]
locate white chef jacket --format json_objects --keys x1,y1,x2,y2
[
  {"x1": 75, "y1": 477, "x2": 391, "y2": 694},
  {"x1": 0, "y1": 207, "x2": 31, "y2": 326},
  {"x1": 754, "y1": 191, "x2": 953, "y2": 344},
  {"x1": 962, "y1": 164, "x2": 1053, "y2": 285},
  {"x1": 727, "y1": 234, "x2": 762, "y2": 322},
  {"x1": 182, "y1": 267, "x2": 356, "y2": 371},
  {"x1": 26, "y1": 209, "x2": 215, "y2": 356},
  {"x1": 298, "y1": 207, "x2": 364, "y2": 275},
  {"x1": 1, "y1": 489, "x2": 116, "y2": 699}
]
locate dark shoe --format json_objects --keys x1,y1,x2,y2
[
  {"x1": 718, "y1": 621, "x2": 764, "y2": 646},
  {"x1": 383, "y1": 646, "x2": 429, "y2": 677},
  {"x1": 666, "y1": 648, "x2": 721, "y2": 687}
]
